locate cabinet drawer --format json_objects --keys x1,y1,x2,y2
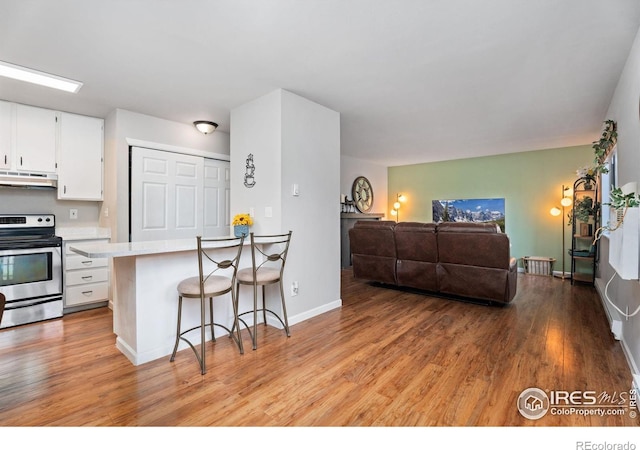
[
  {"x1": 65, "y1": 240, "x2": 109, "y2": 255},
  {"x1": 66, "y1": 268, "x2": 108, "y2": 286},
  {"x1": 65, "y1": 282, "x2": 109, "y2": 306},
  {"x1": 65, "y1": 256, "x2": 108, "y2": 270}
]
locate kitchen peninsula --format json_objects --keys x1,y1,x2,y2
[{"x1": 70, "y1": 238, "x2": 256, "y2": 366}]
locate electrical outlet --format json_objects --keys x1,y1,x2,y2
[
  {"x1": 69, "y1": 209, "x2": 78, "y2": 220},
  {"x1": 291, "y1": 281, "x2": 299, "y2": 296},
  {"x1": 627, "y1": 305, "x2": 630, "y2": 321}
]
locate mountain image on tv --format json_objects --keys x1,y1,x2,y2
[{"x1": 432, "y1": 198, "x2": 505, "y2": 232}]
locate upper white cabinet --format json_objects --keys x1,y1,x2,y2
[
  {"x1": 0, "y1": 100, "x2": 11, "y2": 169},
  {"x1": 15, "y1": 103, "x2": 57, "y2": 173},
  {"x1": 0, "y1": 100, "x2": 104, "y2": 200},
  {"x1": 57, "y1": 112, "x2": 104, "y2": 200}
]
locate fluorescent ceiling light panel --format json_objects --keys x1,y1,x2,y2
[{"x1": 0, "y1": 60, "x2": 83, "y2": 93}]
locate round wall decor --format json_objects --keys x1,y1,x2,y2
[{"x1": 351, "y1": 176, "x2": 374, "y2": 213}]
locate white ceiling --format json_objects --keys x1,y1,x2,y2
[{"x1": 1, "y1": 0, "x2": 639, "y2": 166}]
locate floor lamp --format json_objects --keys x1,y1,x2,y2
[
  {"x1": 390, "y1": 193, "x2": 406, "y2": 222},
  {"x1": 550, "y1": 185, "x2": 572, "y2": 280}
]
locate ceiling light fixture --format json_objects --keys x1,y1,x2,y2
[
  {"x1": 0, "y1": 60, "x2": 83, "y2": 93},
  {"x1": 193, "y1": 121, "x2": 218, "y2": 134}
]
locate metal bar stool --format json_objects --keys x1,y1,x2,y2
[
  {"x1": 170, "y1": 235, "x2": 245, "y2": 374},
  {"x1": 235, "y1": 231, "x2": 292, "y2": 350}
]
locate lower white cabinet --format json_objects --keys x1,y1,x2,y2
[{"x1": 64, "y1": 238, "x2": 110, "y2": 310}]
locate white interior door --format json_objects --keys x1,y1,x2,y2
[
  {"x1": 131, "y1": 147, "x2": 204, "y2": 241},
  {"x1": 203, "y1": 158, "x2": 231, "y2": 237}
]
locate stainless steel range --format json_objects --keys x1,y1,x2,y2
[{"x1": 0, "y1": 214, "x2": 63, "y2": 329}]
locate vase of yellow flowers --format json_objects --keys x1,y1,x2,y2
[{"x1": 232, "y1": 213, "x2": 253, "y2": 237}]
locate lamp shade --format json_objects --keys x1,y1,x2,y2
[
  {"x1": 194, "y1": 121, "x2": 218, "y2": 134},
  {"x1": 560, "y1": 197, "x2": 572, "y2": 207},
  {"x1": 393, "y1": 201, "x2": 401, "y2": 210},
  {"x1": 550, "y1": 207, "x2": 562, "y2": 217}
]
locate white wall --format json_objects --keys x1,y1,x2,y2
[
  {"x1": 103, "y1": 109, "x2": 230, "y2": 242},
  {"x1": 0, "y1": 187, "x2": 100, "y2": 226},
  {"x1": 230, "y1": 89, "x2": 341, "y2": 325},
  {"x1": 340, "y1": 155, "x2": 388, "y2": 216},
  {"x1": 597, "y1": 24, "x2": 640, "y2": 378},
  {"x1": 229, "y1": 91, "x2": 283, "y2": 233}
]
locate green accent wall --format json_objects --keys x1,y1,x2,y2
[{"x1": 388, "y1": 145, "x2": 593, "y2": 273}]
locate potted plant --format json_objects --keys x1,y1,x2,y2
[
  {"x1": 575, "y1": 166, "x2": 598, "y2": 189},
  {"x1": 232, "y1": 213, "x2": 253, "y2": 237},
  {"x1": 592, "y1": 187, "x2": 640, "y2": 243},
  {"x1": 568, "y1": 196, "x2": 597, "y2": 226}
]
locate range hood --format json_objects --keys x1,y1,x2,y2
[{"x1": 0, "y1": 171, "x2": 58, "y2": 189}]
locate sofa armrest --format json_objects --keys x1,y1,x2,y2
[{"x1": 509, "y1": 257, "x2": 517, "y2": 272}]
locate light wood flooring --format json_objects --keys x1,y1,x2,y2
[{"x1": 0, "y1": 270, "x2": 637, "y2": 426}]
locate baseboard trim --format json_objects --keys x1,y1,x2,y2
[{"x1": 291, "y1": 299, "x2": 342, "y2": 326}]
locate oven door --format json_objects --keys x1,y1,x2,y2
[{"x1": 0, "y1": 244, "x2": 63, "y2": 328}]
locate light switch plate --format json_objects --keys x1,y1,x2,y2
[{"x1": 265, "y1": 206, "x2": 273, "y2": 218}]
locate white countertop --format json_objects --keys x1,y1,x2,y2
[
  {"x1": 70, "y1": 236, "x2": 244, "y2": 258},
  {"x1": 57, "y1": 226, "x2": 111, "y2": 241}
]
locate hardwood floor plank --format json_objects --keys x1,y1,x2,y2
[{"x1": 0, "y1": 270, "x2": 636, "y2": 426}]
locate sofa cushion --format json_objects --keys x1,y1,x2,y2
[
  {"x1": 395, "y1": 222, "x2": 439, "y2": 291},
  {"x1": 437, "y1": 263, "x2": 512, "y2": 304},
  {"x1": 437, "y1": 222, "x2": 511, "y2": 270},
  {"x1": 349, "y1": 221, "x2": 397, "y2": 284},
  {"x1": 395, "y1": 222, "x2": 438, "y2": 263},
  {"x1": 436, "y1": 222, "x2": 500, "y2": 234}
]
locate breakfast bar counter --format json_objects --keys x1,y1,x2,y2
[{"x1": 70, "y1": 237, "x2": 253, "y2": 366}]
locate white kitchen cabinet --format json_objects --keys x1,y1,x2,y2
[
  {"x1": 63, "y1": 238, "x2": 110, "y2": 310},
  {"x1": 0, "y1": 100, "x2": 11, "y2": 169},
  {"x1": 57, "y1": 112, "x2": 104, "y2": 200},
  {"x1": 15, "y1": 103, "x2": 57, "y2": 173}
]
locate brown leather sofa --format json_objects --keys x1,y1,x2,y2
[{"x1": 349, "y1": 220, "x2": 518, "y2": 304}]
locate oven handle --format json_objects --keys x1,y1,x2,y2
[
  {"x1": 4, "y1": 295, "x2": 63, "y2": 310},
  {"x1": 0, "y1": 241, "x2": 61, "y2": 251}
]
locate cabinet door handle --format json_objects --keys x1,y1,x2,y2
[
  {"x1": 64, "y1": 185, "x2": 67, "y2": 194},
  {"x1": 82, "y1": 276, "x2": 93, "y2": 281},
  {"x1": 81, "y1": 290, "x2": 94, "y2": 296},
  {"x1": 81, "y1": 260, "x2": 93, "y2": 266},
  {"x1": 3, "y1": 155, "x2": 6, "y2": 164},
  {"x1": 20, "y1": 156, "x2": 23, "y2": 166}
]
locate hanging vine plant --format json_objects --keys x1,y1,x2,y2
[
  {"x1": 592, "y1": 188, "x2": 640, "y2": 243},
  {"x1": 587, "y1": 120, "x2": 639, "y2": 243},
  {"x1": 591, "y1": 119, "x2": 617, "y2": 174}
]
